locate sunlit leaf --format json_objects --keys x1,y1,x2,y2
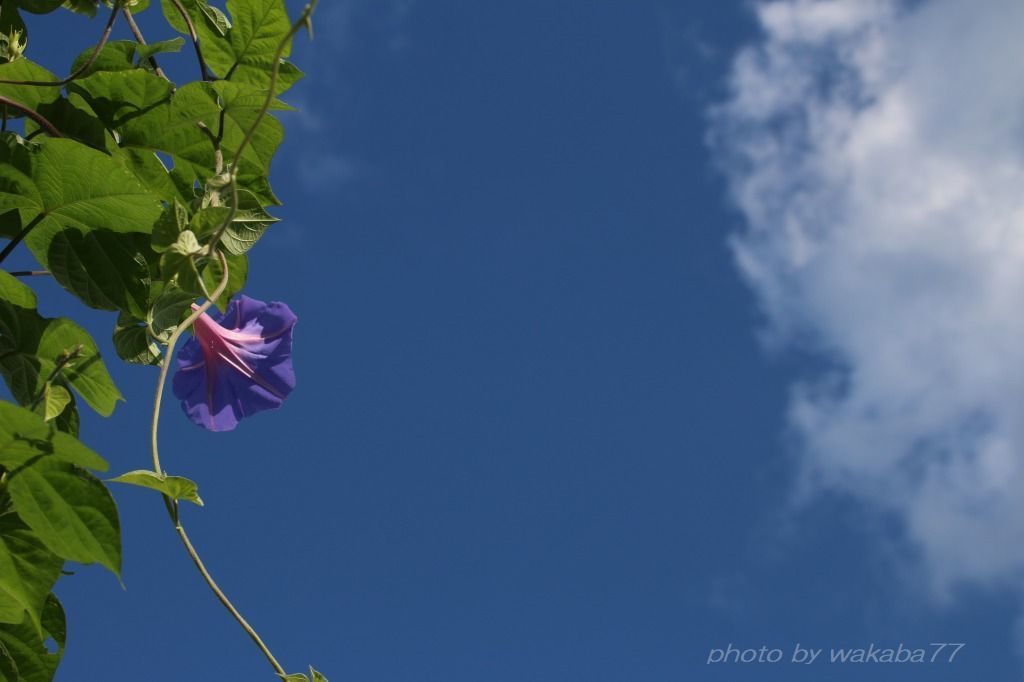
[
  {"x1": 40, "y1": 385, "x2": 70, "y2": 422},
  {"x1": 6, "y1": 458, "x2": 121, "y2": 576},
  {"x1": 69, "y1": 40, "x2": 137, "y2": 76},
  {"x1": 160, "y1": 0, "x2": 234, "y2": 75},
  {"x1": 0, "y1": 138, "x2": 162, "y2": 273},
  {"x1": 223, "y1": 0, "x2": 301, "y2": 92},
  {"x1": 0, "y1": 60, "x2": 60, "y2": 112},
  {"x1": 0, "y1": 270, "x2": 36, "y2": 309},
  {"x1": 60, "y1": 0, "x2": 96, "y2": 16},
  {"x1": 109, "y1": 470, "x2": 203, "y2": 506},
  {"x1": 191, "y1": 190, "x2": 277, "y2": 255},
  {"x1": 134, "y1": 37, "x2": 184, "y2": 63},
  {"x1": 200, "y1": 251, "x2": 247, "y2": 309},
  {"x1": 0, "y1": 502, "x2": 63, "y2": 633},
  {"x1": 278, "y1": 667, "x2": 327, "y2": 682}
]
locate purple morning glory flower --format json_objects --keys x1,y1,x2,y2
[{"x1": 172, "y1": 295, "x2": 297, "y2": 432}]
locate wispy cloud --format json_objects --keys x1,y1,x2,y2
[
  {"x1": 282, "y1": 0, "x2": 416, "y2": 191},
  {"x1": 709, "y1": 0, "x2": 1024, "y2": 598}
]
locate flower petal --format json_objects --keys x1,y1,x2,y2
[{"x1": 172, "y1": 295, "x2": 297, "y2": 432}]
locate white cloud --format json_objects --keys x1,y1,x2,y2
[
  {"x1": 710, "y1": 0, "x2": 1024, "y2": 598},
  {"x1": 297, "y1": 153, "x2": 358, "y2": 189}
]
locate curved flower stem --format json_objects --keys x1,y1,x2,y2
[
  {"x1": 149, "y1": 252, "x2": 287, "y2": 679},
  {"x1": 146, "y1": 6, "x2": 320, "y2": 677},
  {"x1": 170, "y1": 519, "x2": 286, "y2": 677},
  {"x1": 149, "y1": 253, "x2": 231, "y2": 475},
  {"x1": 206, "y1": 0, "x2": 319, "y2": 255}
]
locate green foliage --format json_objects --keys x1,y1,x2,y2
[
  {"x1": 191, "y1": 190, "x2": 278, "y2": 255},
  {"x1": 0, "y1": 296, "x2": 123, "y2": 416},
  {"x1": 39, "y1": 385, "x2": 69, "y2": 422},
  {"x1": 0, "y1": 502, "x2": 63, "y2": 633},
  {"x1": 0, "y1": 138, "x2": 163, "y2": 264},
  {"x1": 0, "y1": 613, "x2": 60, "y2": 682},
  {"x1": 109, "y1": 470, "x2": 203, "y2": 505},
  {"x1": 70, "y1": 41, "x2": 144, "y2": 76},
  {"x1": 161, "y1": 0, "x2": 302, "y2": 92},
  {"x1": 0, "y1": 594, "x2": 65, "y2": 681},
  {"x1": 7, "y1": 458, "x2": 121, "y2": 576},
  {"x1": 112, "y1": 310, "x2": 161, "y2": 365},
  {"x1": 0, "y1": 0, "x2": 320, "y2": 678},
  {"x1": 0, "y1": 403, "x2": 106, "y2": 470},
  {"x1": 279, "y1": 668, "x2": 328, "y2": 682},
  {"x1": 0, "y1": 61, "x2": 60, "y2": 110}
]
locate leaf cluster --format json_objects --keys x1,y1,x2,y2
[{"x1": 0, "y1": 0, "x2": 312, "y2": 678}]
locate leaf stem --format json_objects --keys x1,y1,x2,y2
[
  {"x1": 168, "y1": 0, "x2": 214, "y2": 82},
  {"x1": 149, "y1": 252, "x2": 286, "y2": 678},
  {"x1": 145, "y1": 5, "x2": 320, "y2": 678},
  {"x1": 0, "y1": 3, "x2": 120, "y2": 87},
  {"x1": 171, "y1": 520, "x2": 286, "y2": 677},
  {"x1": 122, "y1": 7, "x2": 169, "y2": 81},
  {"x1": 0, "y1": 214, "x2": 46, "y2": 266},
  {"x1": 0, "y1": 95, "x2": 61, "y2": 137},
  {"x1": 28, "y1": 344, "x2": 83, "y2": 411},
  {"x1": 150, "y1": 252, "x2": 229, "y2": 476},
  {"x1": 29, "y1": 346, "x2": 82, "y2": 409}
]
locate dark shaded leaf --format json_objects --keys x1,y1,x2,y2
[
  {"x1": 45, "y1": 229, "x2": 154, "y2": 318},
  {"x1": 0, "y1": 614, "x2": 59, "y2": 682},
  {"x1": 0, "y1": 296, "x2": 123, "y2": 416},
  {"x1": 112, "y1": 312, "x2": 161, "y2": 366},
  {"x1": 0, "y1": 402, "x2": 106, "y2": 471}
]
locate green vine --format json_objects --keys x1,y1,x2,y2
[{"x1": 0, "y1": 0, "x2": 325, "y2": 679}]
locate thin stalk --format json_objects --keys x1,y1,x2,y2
[
  {"x1": 149, "y1": 252, "x2": 286, "y2": 678},
  {"x1": 122, "y1": 7, "x2": 169, "y2": 80},
  {"x1": 0, "y1": 95, "x2": 61, "y2": 137},
  {"x1": 150, "y1": 253, "x2": 230, "y2": 475},
  {"x1": 0, "y1": 215, "x2": 46, "y2": 266},
  {"x1": 28, "y1": 345, "x2": 82, "y2": 411},
  {"x1": 206, "y1": 0, "x2": 319, "y2": 255},
  {"x1": 146, "y1": 6, "x2": 321, "y2": 677},
  {"x1": 172, "y1": 520, "x2": 286, "y2": 677},
  {"x1": 0, "y1": 3, "x2": 120, "y2": 87},
  {"x1": 168, "y1": 0, "x2": 214, "y2": 82}
]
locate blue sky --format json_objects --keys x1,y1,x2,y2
[{"x1": 10, "y1": 0, "x2": 1024, "y2": 680}]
